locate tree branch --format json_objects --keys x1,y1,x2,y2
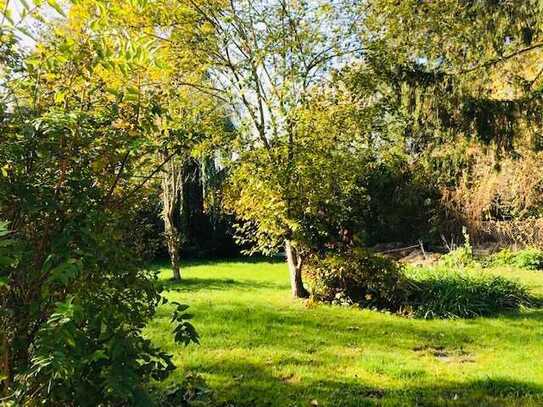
[
  {"x1": 461, "y1": 42, "x2": 543, "y2": 74},
  {"x1": 103, "y1": 151, "x2": 130, "y2": 206},
  {"x1": 120, "y1": 149, "x2": 180, "y2": 205}
]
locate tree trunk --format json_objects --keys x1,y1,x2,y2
[
  {"x1": 161, "y1": 152, "x2": 183, "y2": 281},
  {"x1": 285, "y1": 240, "x2": 309, "y2": 298},
  {"x1": 164, "y1": 213, "x2": 181, "y2": 281},
  {"x1": 1, "y1": 334, "x2": 11, "y2": 395}
]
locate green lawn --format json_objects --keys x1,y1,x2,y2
[{"x1": 146, "y1": 259, "x2": 543, "y2": 406}]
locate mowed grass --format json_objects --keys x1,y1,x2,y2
[{"x1": 145, "y1": 259, "x2": 543, "y2": 406}]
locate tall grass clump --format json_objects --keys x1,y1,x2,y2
[{"x1": 406, "y1": 267, "x2": 534, "y2": 318}]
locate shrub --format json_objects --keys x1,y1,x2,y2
[
  {"x1": 439, "y1": 246, "x2": 475, "y2": 268},
  {"x1": 488, "y1": 247, "x2": 543, "y2": 270},
  {"x1": 306, "y1": 247, "x2": 536, "y2": 319},
  {"x1": 484, "y1": 248, "x2": 515, "y2": 268},
  {"x1": 406, "y1": 267, "x2": 534, "y2": 318},
  {"x1": 0, "y1": 54, "x2": 199, "y2": 404},
  {"x1": 305, "y1": 248, "x2": 412, "y2": 311},
  {"x1": 1, "y1": 216, "x2": 199, "y2": 405}
]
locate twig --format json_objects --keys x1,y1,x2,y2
[
  {"x1": 103, "y1": 151, "x2": 130, "y2": 206},
  {"x1": 441, "y1": 234, "x2": 452, "y2": 252},
  {"x1": 377, "y1": 244, "x2": 419, "y2": 254},
  {"x1": 419, "y1": 240, "x2": 427, "y2": 260},
  {"x1": 120, "y1": 149, "x2": 180, "y2": 205}
]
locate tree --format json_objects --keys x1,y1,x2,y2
[
  {"x1": 161, "y1": 154, "x2": 184, "y2": 280},
  {"x1": 68, "y1": 0, "x2": 228, "y2": 281},
  {"x1": 191, "y1": 0, "x2": 360, "y2": 297},
  {"x1": 358, "y1": 0, "x2": 543, "y2": 150},
  {"x1": 346, "y1": 0, "x2": 543, "y2": 241}
]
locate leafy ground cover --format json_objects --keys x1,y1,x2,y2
[{"x1": 146, "y1": 259, "x2": 543, "y2": 406}]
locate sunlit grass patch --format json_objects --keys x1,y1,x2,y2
[{"x1": 146, "y1": 259, "x2": 543, "y2": 406}]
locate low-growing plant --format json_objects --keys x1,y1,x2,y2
[
  {"x1": 439, "y1": 229, "x2": 475, "y2": 269},
  {"x1": 405, "y1": 267, "x2": 534, "y2": 318},
  {"x1": 157, "y1": 372, "x2": 215, "y2": 406},
  {"x1": 305, "y1": 248, "x2": 413, "y2": 311},
  {"x1": 488, "y1": 247, "x2": 543, "y2": 270}
]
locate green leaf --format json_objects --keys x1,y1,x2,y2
[
  {"x1": 19, "y1": 0, "x2": 32, "y2": 11},
  {"x1": 16, "y1": 26, "x2": 37, "y2": 41},
  {"x1": 47, "y1": 0, "x2": 66, "y2": 17},
  {"x1": 47, "y1": 259, "x2": 81, "y2": 286},
  {"x1": 1, "y1": 8, "x2": 14, "y2": 25},
  {"x1": 89, "y1": 350, "x2": 108, "y2": 362}
]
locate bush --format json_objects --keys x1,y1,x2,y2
[
  {"x1": 406, "y1": 267, "x2": 534, "y2": 318},
  {"x1": 359, "y1": 156, "x2": 440, "y2": 245},
  {"x1": 488, "y1": 247, "x2": 543, "y2": 270},
  {"x1": 306, "y1": 247, "x2": 535, "y2": 319},
  {"x1": 439, "y1": 246, "x2": 475, "y2": 268},
  {"x1": 1, "y1": 215, "x2": 199, "y2": 405},
  {"x1": 0, "y1": 61, "x2": 199, "y2": 404},
  {"x1": 305, "y1": 248, "x2": 412, "y2": 311}
]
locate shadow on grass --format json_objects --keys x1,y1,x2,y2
[
  {"x1": 180, "y1": 359, "x2": 543, "y2": 406},
  {"x1": 160, "y1": 277, "x2": 288, "y2": 292},
  {"x1": 153, "y1": 301, "x2": 543, "y2": 404},
  {"x1": 149, "y1": 255, "x2": 285, "y2": 271},
  {"x1": 496, "y1": 308, "x2": 543, "y2": 322}
]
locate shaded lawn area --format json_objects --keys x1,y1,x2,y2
[{"x1": 145, "y1": 260, "x2": 543, "y2": 406}]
